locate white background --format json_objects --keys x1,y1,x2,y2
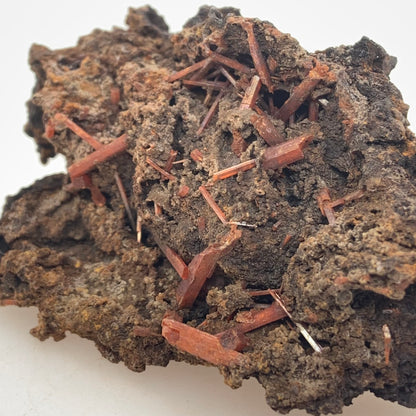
[{"x1": 0, "y1": 1, "x2": 415, "y2": 415}]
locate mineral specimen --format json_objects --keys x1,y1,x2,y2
[{"x1": 1, "y1": 5, "x2": 416, "y2": 415}]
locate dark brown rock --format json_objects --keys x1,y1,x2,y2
[{"x1": 1, "y1": 5, "x2": 416, "y2": 415}]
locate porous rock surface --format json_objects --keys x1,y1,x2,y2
[{"x1": 1, "y1": 6, "x2": 416, "y2": 415}]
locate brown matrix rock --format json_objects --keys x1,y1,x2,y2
[{"x1": 1, "y1": 5, "x2": 416, "y2": 415}]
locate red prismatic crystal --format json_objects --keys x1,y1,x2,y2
[
  {"x1": 68, "y1": 134, "x2": 128, "y2": 179},
  {"x1": 162, "y1": 315, "x2": 246, "y2": 366},
  {"x1": 176, "y1": 226, "x2": 242, "y2": 308},
  {"x1": 215, "y1": 302, "x2": 287, "y2": 350},
  {"x1": 262, "y1": 134, "x2": 313, "y2": 170}
]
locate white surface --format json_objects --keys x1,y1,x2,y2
[{"x1": 0, "y1": 1, "x2": 415, "y2": 415}]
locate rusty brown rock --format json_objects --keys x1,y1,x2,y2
[{"x1": 1, "y1": 5, "x2": 416, "y2": 415}]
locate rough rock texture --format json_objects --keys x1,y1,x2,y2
[{"x1": 1, "y1": 5, "x2": 416, "y2": 415}]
